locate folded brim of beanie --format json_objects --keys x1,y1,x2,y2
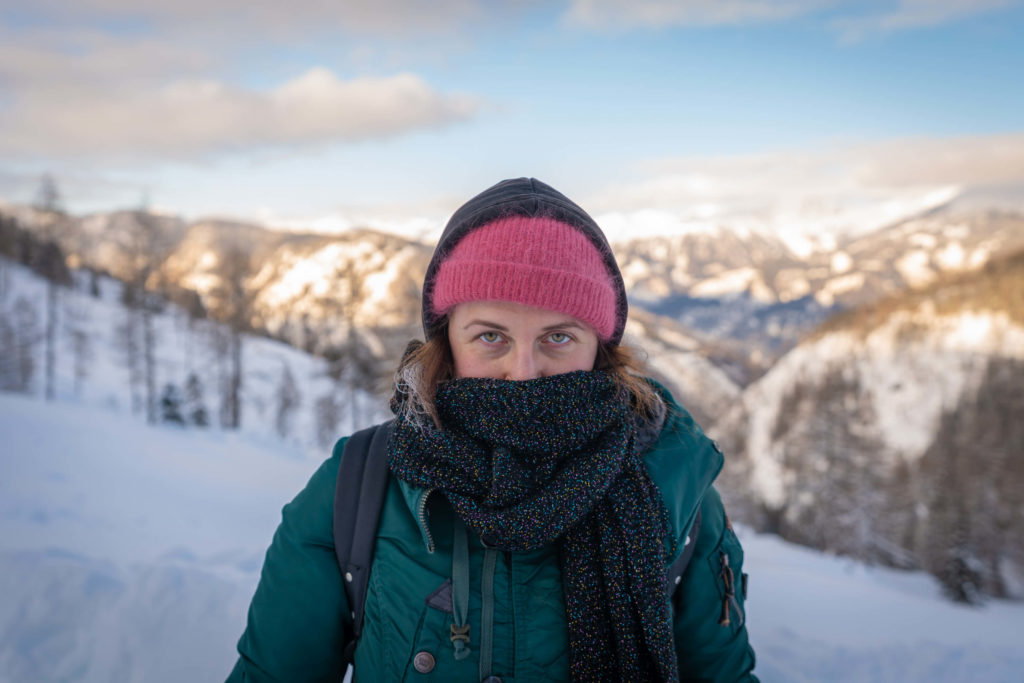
[{"x1": 432, "y1": 259, "x2": 617, "y2": 341}]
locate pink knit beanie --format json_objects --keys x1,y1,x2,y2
[
  {"x1": 422, "y1": 178, "x2": 628, "y2": 344},
  {"x1": 431, "y1": 215, "x2": 617, "y2": 340}
]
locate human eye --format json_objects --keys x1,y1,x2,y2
[
  {"x1": 546, "y1": 331, "x2": 573, "y2": 345},
  {"x1": 477, "y1": 331, "x2": 504, "y2": 345}
]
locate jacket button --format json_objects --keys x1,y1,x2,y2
[{"x1": 413, "y1": 651, "x2": 435, "y2": 674}]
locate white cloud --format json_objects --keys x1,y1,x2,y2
[
  {"x1": 0, "y1": 68, "x2": 481, "y2": 158},
  {"x1": 1, "y1": 0, "x2": 488, "y2": 37},
  {"x1": 565, "y1": 0, "x2": 833, "y2": 28},
  {"x1": 834, "y1": 0, "x2": 1019, "y2": 41},
  {"x1": 0, "y1": 32, "x2": 214, "y2": 91},
  {"x1": 584, "y1": 132, "x2": 1024, "y2": 228},
  {"x1": 565, "y1": 0, "x2": 1020, "y2": 35}
]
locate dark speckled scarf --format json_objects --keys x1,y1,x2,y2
[{"x1": 388, "y1": 370, "x2": 678, "y2": 682}]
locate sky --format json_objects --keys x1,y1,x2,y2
[{"x1": 1, "y1": 0, "x2": 1023, "y2": 236}]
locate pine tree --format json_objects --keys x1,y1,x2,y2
[
  {"x1": 160, "y1": 383, "x2": 185, "y2": 425},
  {"x1": 184, "y1": 373, "x2": 209, "y2": 427},
  {"x1": 34, "y1": 174, "x2": 64, "y2": 215}
]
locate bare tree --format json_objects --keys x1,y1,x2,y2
[
  {"x1": 315, "y1": 392, "x2": 341, "y2": 450},
  {"x1": 275, "y1": 361, "x2": 301, "y2": 438},
  {"x1": 211, "y1": 247, "x2": 251, "y2": 429},
  {"x1": 64, "y1": 302, "x2": 93, "y2": 398},
  {"x1": 322, "y1": 259, "x2": 383, "y2": 432},
  {"x1": 118, "y1": 284, "x2": 144, "y2": 415},
  {"x1": 34, "y1": 241, "x2": 71, "y2": 401},
  {"x1": 0, "y1": 297, "x2": 39, "y2": 393},
  {"x1": 117, "y1": 210, "x2": 167, "y2": 423}
]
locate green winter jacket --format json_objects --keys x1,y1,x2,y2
[{"x1": 228, "y1": 393, "x2": 757, "y2": 682}]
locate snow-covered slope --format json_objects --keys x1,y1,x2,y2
[
  {"x1": 2, "y1": 392, "x2": 1023, "y2": 682},
  {"x1": 625, "y1": 309, "x2": 741, "y2": 426},
  {"x1": 0, "y1": 255, "x2": 388, "y2": 453},
  {"x1": 712, "y1": 251, "x2": 1024, "y2": 597}
]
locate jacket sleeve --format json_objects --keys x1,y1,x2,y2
[
  {"x1": 673, "y1": 486, "x2": 758, "y2": 682},
  {"x1": 227, "y1": 440, "x2": 353, "y2": 682}
]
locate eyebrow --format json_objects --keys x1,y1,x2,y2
[{"x1": 461, "y1": 319, "x2": 586, "y2": 332}]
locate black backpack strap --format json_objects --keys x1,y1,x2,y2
[
  {"x1": 666, "y1": 507, "x2": 702, "y2": 597},
  {"x1": 333, "y1": 419, "x2": 395, "y2": 666}
]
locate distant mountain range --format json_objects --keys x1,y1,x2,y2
[{"x1": 8, "y1": 198, "x2": 1021, "y2": 378}]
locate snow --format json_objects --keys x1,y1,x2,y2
[
  {"x1": 4, "y1": 258, "x2": 1024, "y2": 682},
  {"x1": 815, "y1": 272, "x2": 866, "y2": 307},
  {"x1": 737, "y1": 303, "x2": 1024, "y2": 498},
  {"x1": 861, "y1": 310, "x2": 1024, "y2": 459},
  {"x1": 2, "y1": 391, "x2": 1023, "y2": 682},
  {"x1": 596, "y1": 209, "x2": 724, "y2": 242},
  {"x1": 690, "y1": 267, "x2": 759, "y2": 298},
  {"x1": 743, "y1": 528, "x2": 1024, "y2": 682},
  {"x1": 935, "y1": 241, "x2": 966, "y2": 270},
  {"x1": 830, "y1": 251, "x2": 852, "y2": 274},
  {"x1": 895, "y1": 249, "x2": 934, "y2": 288}
]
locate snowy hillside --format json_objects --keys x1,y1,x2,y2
[
  {"x1": 3, "y1": 392, "x2": 1024, "y2": 682},
  {"x1": 0, "y1": 255, "x2": 389, "y2": 455},
  {"x1": 712, "y1": 251, "x2": 1024, "y2": 599}
]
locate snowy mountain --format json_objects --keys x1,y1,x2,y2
[
  {"x1": 616, "y1": 204, "x2": 1024, "y2": 371},
  {"x1": 7, "y1": 199, "x2": 1022, "y2": 381},
  {"x1": 711, "y1": 250, "x2": 1024, "y2": 600}
]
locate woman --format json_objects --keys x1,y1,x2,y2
[{"x1": 228, "y1": 178, "x2": 757, "y2": 682}]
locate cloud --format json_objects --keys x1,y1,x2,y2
[
  {"x1": 0, "y1": 32, "x2": 214, "y2": 91},
  {"x1": 565, "y1": 0, "x2": 832, "y2": 28},
  {"x1": 0, "y1": 0, "x2": 511, "y2": 162},
  {"x1": 0, "y1": 68, "x2": 481, "y2": 158},
  {"x1": 2, "y1": 0, "x2": 488, "y2": 37},
  {"x1": 586, "y1": 132, "x2": 1024, "y2": 216},
  {"x1": 833, "y1": 0, "x2": 1019, "y2": 42},
  {"x1": 564, "y1": 0, "x2": 1019, "y2": 35}
]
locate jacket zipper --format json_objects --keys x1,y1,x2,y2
[
  {"x1": 418, "y1": 489, "x2": 436, "y2": 553},
  {"x1": 717, "y1": 552, "x2": 744, "y2": 628}
]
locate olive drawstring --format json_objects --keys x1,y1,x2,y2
[
  {"x1": 479, "y1": 547, "x2": 499, "y2": 681},
  {"x1": 451, "y1": 514, "x2": 500, "y2": 677}
]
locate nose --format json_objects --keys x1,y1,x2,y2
[{"x1": 504, "y1": 346, "x2": 541, "y2": 381}]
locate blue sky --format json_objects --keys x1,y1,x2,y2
[{"x1": 0, "y1": 0, "x2": 1022, "y2": 231}]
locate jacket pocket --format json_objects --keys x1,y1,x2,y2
[{"x1": 401, "y1": 598, "x2": 451, "y2": 682}]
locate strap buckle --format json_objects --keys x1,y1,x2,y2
[{"x1": 450, "y1": 623, "x2": 470, "y2": 644}]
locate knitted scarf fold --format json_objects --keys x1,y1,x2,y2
[{"x1": 388, "y1": 370, "x2": 679, "y2": 682}]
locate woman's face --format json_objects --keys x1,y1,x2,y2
[{"x1": 448, "y1": 300, "x2": 600, "y2": 380}]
